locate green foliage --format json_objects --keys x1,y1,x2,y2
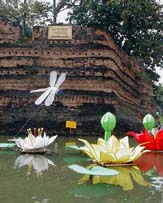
[
  {"x1": 65, "y1": 0, "x2": 163, "y2": 76},
  {"x1": 155, "y1": 84, "x2": 163, "y2": 107},
  {"x1": 0, "y1": 0, "x2": 53, "y2": 37}
]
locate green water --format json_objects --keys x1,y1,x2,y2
[{"x1": 0, "y1": 136, "x2": 162, "y2": 203}]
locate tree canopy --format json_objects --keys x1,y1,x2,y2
[
  {"x1": 62, "y1": 0, "x2": 163, "y2": 82},
  {"x1": 0, "y1": 0, "x2": 53, "y2": 36},
  {"x1": 155, "y1": 83, "x2": 163, "y2": 110}
]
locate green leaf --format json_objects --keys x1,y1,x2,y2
[
  {"x1": 0, "y1": 143, "x2": 16, "y2": 148},
  {"x1": 65, "y1": 145, "x2": 81, "y2": 150}
]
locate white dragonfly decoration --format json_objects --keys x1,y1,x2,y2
[{"x1": 30, "y1": 71, "x2": 66, "y2": 106}]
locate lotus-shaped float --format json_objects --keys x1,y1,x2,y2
[
  {"x1": 127, "y1": 113, "x2": 163, "y2": 150},
  {"x1": 127, "y1": 129, "x2": 163, "y2": 150},
  {"x1": 15, "y1": 133, "x2": 58, "y2": 153},
  {"x1": 78, "y1": 135, "x2": 148, "y2": 165}
]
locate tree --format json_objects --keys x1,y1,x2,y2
[
  {"x1": 155, "y1": 84, "x2": 163, "y2": 110},
  {"x1": 0, "y1": 0, "x2": 53, "y2": 36},
  {"x1": 64, "y1": 0, "x2": 163, "y2": 82}
]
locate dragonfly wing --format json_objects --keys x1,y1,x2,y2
[
  {"x1": 55, "y1": 73, "x2": 66, "y2": 89},
  {"x1": 30, "y1": 88, "x2": 48, "y2": 93},
  {"x1": 44, "y1": 90, "x2": 56, "y2": 106},
  {"x1": 50, "y1": 71, "x2": 57, "y2": 87},
  {"x1": 35, "y1": 88, "x2": 52, "y2": 105}
]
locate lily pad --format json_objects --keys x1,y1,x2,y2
[
  {"x1": 68, "y1": 164, "x2": 119, "y2": 176},
  {"x1": 0, "y1": 143, "x2": 16, "y2": 148},
  {"x1": 65, "y1": 145, "x2": 81, "y2": 150}
]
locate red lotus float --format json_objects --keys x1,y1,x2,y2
[
  {"x1": 127, "y1": 129, "x2": 163, "y2": 150},
  {"x1": 127, "y1": 113, "x2": 163, "y2": 151}
]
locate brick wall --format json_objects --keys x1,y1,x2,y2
[
  {"x1": 0, "y1": 19, "x2": 21, "y2": 44},
  {"x1": 0, "y1": 23, "x2": 156, "y2": 135}
]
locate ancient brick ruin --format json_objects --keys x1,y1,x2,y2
[{"x1": 0, "y1": 19, "x2": 156, "y2": 135}]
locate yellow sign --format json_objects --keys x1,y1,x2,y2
[
  {"x1": 66, "y1": 121, "x2": 77, "y2": 129},
  {"x1": 48, "y1": 25, "x2": 72, "y2": 40}
]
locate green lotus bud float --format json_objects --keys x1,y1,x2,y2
[
  {"x1": 143, "y1": 114, "x2": 155, "y2": 132},
  {"x1": 127, "y1": 113, "x2": 163, "y2": 151},
  {"x1": 67, "y1": 112, "x2": 148, "y2": 166},
  {"x1": 101, "y1": 112, "x2": 116, "y2": 141}
]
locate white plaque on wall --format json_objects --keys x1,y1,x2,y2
[{"x1": 48, "y1": 25, "x2": 72, "y2": 40}]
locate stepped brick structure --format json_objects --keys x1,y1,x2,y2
[{"x1": 0, "y1": 19, "x2": 156, "y2": 135}]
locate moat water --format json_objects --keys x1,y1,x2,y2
[{"x1": 0, "y1": 135, "x2": 162, "y2": 203}]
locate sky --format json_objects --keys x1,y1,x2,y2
[{"x1": 43, "y1": 0, "x2": 163, "y2": 84}]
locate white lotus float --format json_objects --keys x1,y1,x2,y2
[
  {"x1": 15, "y1": 132, "x2": 58, "y2": 153},
  {"x1": 14, "y1": 154, "x2": 55, "y2": 175}
]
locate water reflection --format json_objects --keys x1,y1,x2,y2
[
  {"x1": 136, "y1": 152, "x2": 163, "y2": 176},
  {"x1": 135, "y1": 152, "x2": 163, "y2": 196},
  {"x1": 72, "y1": 183, "x2": 119, "y2": 199},
  {"x1": 14, "y1": 154, "x2": 55, "y2": 176},
  {"x1": 76, "y1": 164, "x2": 148, "y2": 191},
  {"x1": 32, "y1": 196, "x2": 49, "y2": 203},
  {"x1": 150, "y1": 177, "x2": 163, "y2": 191}
]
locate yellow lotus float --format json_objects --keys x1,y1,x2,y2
[
  {"x1": 67, "y1": 112, "x2": 148, "y2": 165},
  {"x1": 78, "y1": 135, "x2": 148, "y2": 165}
]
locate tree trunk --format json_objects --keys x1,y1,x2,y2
[
  {"x1": 23, "y1": 0, "x2": 27, "y2": 36},
  {"x1": 53, "y1": 0, "x2": 57, "y2": 23}
]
